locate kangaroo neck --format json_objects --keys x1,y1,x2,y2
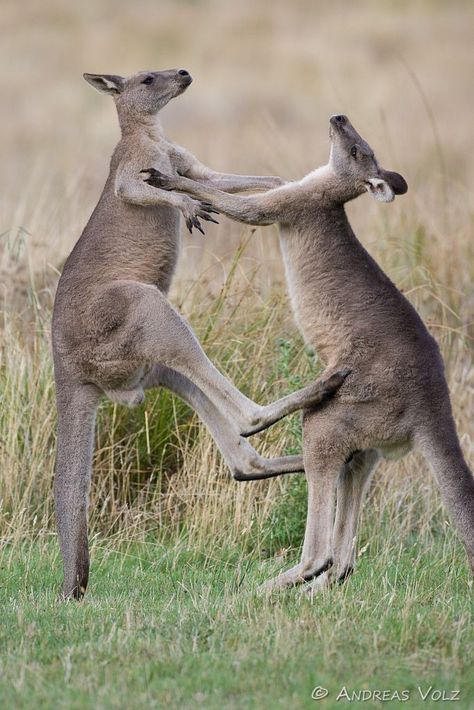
[{"x1": 117, "y1": 107, "x2": 165, "y2": 142}]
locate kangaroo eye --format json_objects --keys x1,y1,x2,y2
[
  {"x1": 142, "y1": 76, "x2": 154, "y2": 85},
  {"x1": 350, "y1": 146, "x2": 358, "y2": 158}
]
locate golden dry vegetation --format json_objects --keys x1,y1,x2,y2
[
  {"x1": 0, "y1": 0, "x2": 473, "y2": 560},
  {"x1": 1, "y1": 3, "x2": 474, "y2": 707}
]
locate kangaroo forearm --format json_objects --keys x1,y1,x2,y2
[
  {"x1": 197, "y1": 174, "x2": 285, "y2": 193},
  {"x1": 171, "y1": 176, "x2": 277, "y2": 225},
  {"x1": 206, "y1": 191, "x2": 275, "y2": 226},
  {"x1": 116, "y1": 181, "x2": 185, "y2": 209},
  {"x1": 177, "y1": 150, "x2": 285, "y2": 192}
]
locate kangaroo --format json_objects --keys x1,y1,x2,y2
[
  {"x1": 52, "y1": 70, "x2": 347, "y2": 599},
  {"x1": 144, "y1": 114, "x2": 474, "y2": 592}
]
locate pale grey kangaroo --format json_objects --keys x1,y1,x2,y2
[
  {"x1": 144, "y1": 114, "x2": 474, "y2": 592},
  {"x1": 52, "y1": 70, "x2": 346, "y2": 599}
]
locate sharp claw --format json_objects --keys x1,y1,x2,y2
[
  {"x1": 200, "y1": 203, "x2": 219, "y2": 214},
  {"x1": 185, "y1": 218, "x2": 193, "y2": 234},
  {"x1": 145, "y1": 177, "x2": 160, "y2": 187},
  {"x1": 194, "y1": 219, "x2": 205, "y2": 235},
  {"x1": 141, "y1": 167, "x2": 174, "y2": 190},
  {"x1": 199, "y1": 214, "x2": 219, "y2": 224}
]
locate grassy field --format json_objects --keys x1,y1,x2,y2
[
  {"x1": 1, "y1": 534, "x2": 472, "y2": 710},
  {"x1": 1, "y1": 0, "x2": 474, "y2": 708}
]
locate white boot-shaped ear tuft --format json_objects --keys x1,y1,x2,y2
[
  {"x1": 365, "y1": 178, "x2": 395, "y2": 203},
  {"x1": 83, "y1": 73, "x2": 124, "y2": 95}
]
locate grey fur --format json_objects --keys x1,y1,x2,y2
[
  {"x1": 145, "y1": 114, "x2": 474, "y2": 592},
  {"x1": 52, "y1": 70, "x2": 346, "y2": 599}
]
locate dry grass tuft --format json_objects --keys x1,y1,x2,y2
[{"x1": 0, "y1": 0, "x2": 473, "y2": 554}]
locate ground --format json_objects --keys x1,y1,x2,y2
[
  {"x1": 1, "y1": 1, "x2": 474, "y2": 708},
  {"x1": 1, "y1": 535, "x2": 472, "y2": 710}
]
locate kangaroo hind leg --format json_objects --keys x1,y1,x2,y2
[
  {"x1": 130, "y1": 283, "x2": 347, "y2": 437},
  {"x1": 143, "y1": 364, "x2": 306, "y2": 480},
  {"x1": 304, "y1": 449, "x2": 380, "y2": 595},
  {"x1": 54, "y1": 382, "x2": 100, "y2": 599},
  {"x1": 259, "y1": 407, "x2": 355, "y2": 593}
]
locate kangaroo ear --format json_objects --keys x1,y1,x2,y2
[
  {"x1": 379, "y1": 169, "x2": 408, "y2": 195},
  {"x1": 83, "y1": 73, "x2": 124, "y2": 95},
  {"x1": 365, "y1": 178, "x2": 395, "y2": 203}
]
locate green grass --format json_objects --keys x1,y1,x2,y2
[
  {"x1": 3, "y1": 2, "x2": 474, "y2": 705},
  {"x1": 1, "y1": 532, "x2": 473, "y2": 710},
  {"x1": 1, "y1": 290, "x2": 473, "y2": 708},
  {"x1": 1, "y1": 276, "x2": 473, "y2": 709}
]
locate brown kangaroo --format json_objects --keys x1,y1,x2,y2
[
  {"x1": 52, "y1": 70, "x2": 346, "y2": 599},
  {"x1": 144, "y1": 114, "x2": 474, "y2": 593}
]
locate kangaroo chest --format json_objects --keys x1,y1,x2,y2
[{"x1": 278, "y1": 225, "x2": 351, "y2": 365}]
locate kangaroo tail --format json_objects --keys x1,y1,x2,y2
[{"x1": 421, "y1": 424, "x2": 474, "y2": 575}]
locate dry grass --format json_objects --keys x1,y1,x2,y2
[
  {"x1": 0, "y1": 0, "x2": 472, "y2": 552},
  {"x1": 1, "y1": 3, "x2": 474, "y2": 706}
]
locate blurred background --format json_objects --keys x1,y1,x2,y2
[
  {"x1": 1, "y1": 4, "x2": 473, "y2": 702},
  {"x1": 1, "y1": 0, "x2": 473, "y2": 311},
  {"x1": 0, "y1": 0, "x2": 473, "y2": 544}
]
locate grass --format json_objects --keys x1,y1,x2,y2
[
  {"x1": 1, "y1": 291, "x2": 472, "y2": 708},
  {"x1": 1, "y1": 1, "x2": 474, "y2": 707},
  {"x1": 1, "y1": 196, "x2": 473, "y2": 710},
  {"x1": 1, "y1": 532, "x2": 473, "y2": 710}
]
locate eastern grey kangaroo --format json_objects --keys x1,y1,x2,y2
[
  {"x1": 144, "y1": 114, "x2": 474, "y2": 592},
  {"x1": 52, "y1": 70, "x2": 346, "y2": 599}
]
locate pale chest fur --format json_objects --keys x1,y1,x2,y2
[{"x1": 278, "y1": 226, "x2": 352, "y2": 366}]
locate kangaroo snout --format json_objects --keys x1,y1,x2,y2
[
  {"x1": 329, "y1": 114, "x2": 351, "y2": 139},
  {"x1": 330, "y1": 114, "x2": 347, "y2": 126},
  {"x1": 177, "y1": 69, "x2": 192, "y2": 84}
]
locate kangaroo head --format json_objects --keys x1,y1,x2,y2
[
  {"x1": 329, "y1": 115, "x2": 407, "y2": 202},
  {"x1": 83, "y1": 69, "x2": 192, "y2": 119}
]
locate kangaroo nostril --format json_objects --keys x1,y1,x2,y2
[
  {"x1": 178, "y1": 69, "x2": 190, "y2": 76},
  {"x1": 334, "y1": 115, "x2": 346, "y2": 124}
]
